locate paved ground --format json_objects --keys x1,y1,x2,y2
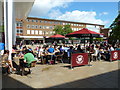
[{"x1": 2, "y1": 60, "x2": 119, "y2": 89}]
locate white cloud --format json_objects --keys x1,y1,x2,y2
[
  {"x1": 29, "y1": 0, "x2": 109, "y2": 26},
  {"x1": 29, "y1": 0, "x2": 74, "y2": 17},
  {"x1": 99, "y1": 12, "x2": 109, "y2": 16},
  {"x1": 56, "y1": 10, "x2": 105, "y2": 25},
  {"x1": 48, "y1": 9, "x2": 62, "y2": 19}
]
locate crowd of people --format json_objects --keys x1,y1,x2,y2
[{"x1": 1, "y1": 41, "x2": 120, "y2": 76}]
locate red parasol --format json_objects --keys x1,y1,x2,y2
[
  {"x1": 49, "y1": 34, "x2": 65, "y2": 38},
  {"x1": 66, "y1": 28, "x2": 102, "y2": 37}
]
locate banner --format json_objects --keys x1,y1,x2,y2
[
  {"x1": 71, "y1": 53, "x2": 88, "y2": 67},
  {"x1": 118, "y1": 50, "x2": 120, "y2": 60},
  {"x1": 110, "y1": 51, "x2": 119, "y2": 61}
]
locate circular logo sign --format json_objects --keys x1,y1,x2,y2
[
  {"x1": 113, "y1": 52, "x2": 118, "y2": 59},
  {"x1": 76, "y1": 55, "x2": 84, "y2": 64}
]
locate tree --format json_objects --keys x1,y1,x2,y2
[
  {"x1": 53, "y1": 25, "x2": 73, "y2": 35},
  {"x1": 110, "y1": 25, "x2": 120, "y2": 41},
  {"x1": 62, "y1": 25, "x2": 73, "y2": 36},
  {"x1": 109, "y1": 14, "x2": 120, "y2": 43},
  {"x1": 53, "y1": 25, "x2": 63, "y2": 35}
]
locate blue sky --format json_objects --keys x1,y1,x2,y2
[{"x1": 29, "y1": 0, "x2": 119, "y2": 28}]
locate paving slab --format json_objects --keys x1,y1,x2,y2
[{"x1": 2, "y1": 60, "x2": 119, "y2": 88}]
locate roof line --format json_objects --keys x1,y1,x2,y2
[{"x1": 27, "y1": 17, "x2": 104, "y2": 26}]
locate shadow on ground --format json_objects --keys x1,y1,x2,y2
[
  {"x1": 44, "y1": 70, "x2": 119, "y2": 89},
  {"x1": 2, "y1": 69, "x2": 119, "y2": 89},
  {"x1": 2, "y1": 75, "x2": 34, "y2": 89}
]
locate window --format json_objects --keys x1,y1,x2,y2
[
  {"x1": 50, "y1": 31, "x2": 53, "y2": 34},
  {"x1": 96, "y1": 26, "x2": 99, "y2": 28},
  {"x1": 49, "y1": 22, "x2": 52, "y2": 24},
  {"x1": 40, "y1": 20, "x2": 42, "y2": 23},
  {"x1": 36, "y1": 20, "x2": 38, "y2": 22},
  {"x1": 74, "y1": 24, "x2": 77, "y2": 26},
  {"x1": 54, "y1": 22, "x2": 58, "y2": 24},
  {"x1": 60, "y1": 22, "x2": 63, "y2": 25},
  {"x1": 20, "y1": 30, "x2": 23, "y2": 33},
  {"x1": 35, "y1": 25, "x2": 38, "y2": 29},
  {"x1": 27, "y1": 30, "x2": 30, "y2": 34},
  {"x1": 16, "y1": 23, "x2": 19, "y2": 27},
  {"x1": 46, "y1": 26, "x2": 49, "y2": 29},
  {"x1": 27, "y1": 25, "x2": 30, "y2": 28},
  {"x1": 44, "y1": 21, "x2": 48, "y2": 23},
  {"x1": 68, "y1": 23, "x2": 71, "y2": 25},
  {"x1": 43, "y1": 26, "x2": 46, "y2": 29},
  {"x1": 46, "y1": 31, "x2": 48, "y2": 34},
  {"x1": 20, "y1": 23, "x2": 22, "y2": 27},
  {"x1": 35, "y1": 30, "x2": 38, "y2": 34},
  {"x1": 63, "y1": 23, "x2": 65, "y2": 25},
  {"x1": 31, "y1": 30, "x2": 34, "y2": 34},
  {"x1": 32, "y1": 20, "x2": 35, "y2": 22},
  {"x1": 17, "y1": 30, "x2": 19, "y2": 33},
  {"x1": 49, "y1": 26, "x2": 53, "y2": 29},
  {"x1": 26, "y1": 19, "x2": 31, "y2": 22},
  {"x1": 32, "y1": 25, "x2": 34, "y2": 29},
  {"x1": 39, "y1": 31, "x2": 42, "y2": 34},
  {"x1": 39, "y1": 25, "x2": 42, "y2": 29}
]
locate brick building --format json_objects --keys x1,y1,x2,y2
[{"x1": 16, "y1": 17, "x2": 104, "y2": 44}]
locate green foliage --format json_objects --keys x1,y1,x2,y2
[
  {"x1": 111, "y1": 25, "x2": 120, "y2": 40},
  {"x1": 62, "y1": 25, "x2": 73, "y2": 35},
  {"x1": 0, "y1": 25, "x2": 4, "y2": 33},
  {"x1": 53, "y1": 25, "x2": 73, "y2": 36},
  {"x1": 53, "y1": 25, "x2": 63, "y2": 35},
  {"x1": 94, "y1": 38, "x2": 103, "y2": 41},
  {"x1": 109, "y1": 14, "x2": 120, "y2": 43}
]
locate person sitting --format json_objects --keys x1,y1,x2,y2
[
  {"x1": 77, "y1": 45, "x2": 84, "y2": 53},
  {"x1": 47, "y1": 45, "x2": 55, "y2": 54},
  {"x1": 2, "y1": 50, "x2": 15, "y2": 74},
  {"x1": 116, "y1": 45, "x2": 120, "y2": 50},
  {"x1": 21, "y1": 49, "x2": 37, "y2": 75}
]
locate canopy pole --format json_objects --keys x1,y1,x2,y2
[{"x1": 84, "y1": 37, "x2": 85, "y2": 48}]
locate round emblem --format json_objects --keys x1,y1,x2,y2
[
  {"x1": 113, "y1": 52, "x2": 118, "y2": 59},
  {"x1": 76, "y1": 55, "x2": 84, "y2": 64}
]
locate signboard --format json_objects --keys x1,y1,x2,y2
[
  {"x1": 118, "y1": 50, "x2": 120, "y2": 60},
  {"x1": 71, "y1": 53, "x2": 88, "y2": 67},
  {"x1": 110, "y1": 51, "x2": 119, "y2": 61}
]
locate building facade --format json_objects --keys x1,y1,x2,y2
[{"x1": 16, "y1": 17, "x2": 104, "y2": 44}]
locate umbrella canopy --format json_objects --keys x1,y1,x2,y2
[
  {"x1": 66, "y1": 28, "x2": 102, "y2": 37},
  {"x1": 49, "y1": 34, "x2": 65, "y2": 39}
]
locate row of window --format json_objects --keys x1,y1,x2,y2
[
  {"x1": 26, "y1": 19, "x2": 85, "y2": 26},
  {"x1": 26, "y1": 19, "x2": 62, "y2": 25},
  {"x1": 27, "y1": 30, "x2": 55, "y2": 35},
  {"x1": 27, "y1": 25, "x2": 54, "y2": 29},
  {"x1": 16, "y1": 22, "x2": 23, "y2": 27},
  {"x1": 63, "y1": 23, "x2": 84, "y2": 26},
  {"x1": 17, "y1": 29, "x2": 23, "y2": 33},
  {"x1": 72, "y1": 28, "x2": 82, "y2": 31}
]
